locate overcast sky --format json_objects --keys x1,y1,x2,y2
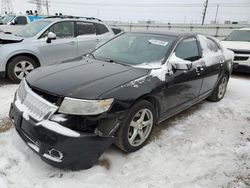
[{"x1": 12, "y1": 0, "x2": 250, "y2": 23}]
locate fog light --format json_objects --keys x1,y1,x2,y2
[{"x1": 48, "y1": 149, "x2": 63, "y2": 160}]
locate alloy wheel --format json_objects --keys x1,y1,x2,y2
[
  {"x1": 128, "y1": 109, "x2": 154, "y2": 147},
  {"x1": 218, "y1": 76, "x2": 228, "y2": 99},
  {"x1": 14, "y1": 61, "x2": 35, "y2": 80}
]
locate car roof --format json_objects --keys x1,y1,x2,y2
[{"x1": 43, "y1": 16, "x2": 103, "y2": 23}]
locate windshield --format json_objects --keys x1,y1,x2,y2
[
  {"x1": 92, "y1": 33, "x2": 176, "y2": 66},
  {"x1": 15, "y1": 20, "x2": 52, "y2": 38},
  {"x1": 0, "y1": 15, "x2": 15, "y2": 24},
  {"x1": 225, "y1": 30, "x2": 250, "y2": 42}
]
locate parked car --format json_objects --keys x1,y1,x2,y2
[
  {"x1": 9, "y1": 31, "x2": 234, "y2": 170},
  {"x1": 221, "y1": 28, "x2": 250, "y2": 73},
  {"x1": 0, "y1": 14, "x2": 45, "y2": 33},
  {"x1": 0, "y1": 16, "x2": 115, "y2": 83}
]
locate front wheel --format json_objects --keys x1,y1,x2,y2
[
  {"x1": 7, "y1": 56, "x2": 38, "y2": 83},
  {"x1": 115, "y1": 100, "x2": 156, "y2": 153},
  {"x1": 208, "y1": 73, "x2": 229, "y2": 102}
]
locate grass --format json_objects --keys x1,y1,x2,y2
[{"x1": 0, "y1": 117, "x2": 13, "y2": 133}]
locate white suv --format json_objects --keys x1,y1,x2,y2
[
  {"x1": 221, "y1": 28, "x2": 250, "y2": 73},
  {"x1": 0, "y1": 16, "x2": 115, "y2": 82}
]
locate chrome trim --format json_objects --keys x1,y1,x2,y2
[
  {"x1": 43, "y1": 153, "x2": 62, "y2": 163},
  {"x1": 48, "y1": 149, "x2": 64, "y2": 160},
  {"x1": 27, "y1": 142, "x2": 40, "y2": 153}
]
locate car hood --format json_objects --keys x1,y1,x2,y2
[
  {"x1": 26, "y1": 58, "x2": 150, "y2": 99},
  {"x1": 221, "y1": 41, "x2": 250, "y2": 51},
  {"x1": 0, "y1": 33, "x2": 23, "y2": 44}
]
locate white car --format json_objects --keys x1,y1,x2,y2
[{"x1": 221, "y1": 28, "x2": 250, "y2": 73}]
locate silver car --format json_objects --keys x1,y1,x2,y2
[{"x1": 0, "y1": 16, "x2": 115, "y2": 82}]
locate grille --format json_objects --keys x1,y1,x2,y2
[
  {"x1": 230, "y1": 49, "x2": 250, "y2": 55},
  {"x1": 16, "y1": 79, "x2": 58, "y2": 122},
  {"x1": 234, "y1": 56, "x2": 249, "y2": 61}
]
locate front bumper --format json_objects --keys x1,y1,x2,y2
[
  {"x1": 9, "y1": 102, "x2": 114, "y2": 170},
  {"x1": 233, "y1": 63, "x2": 250, "y2": 73}
]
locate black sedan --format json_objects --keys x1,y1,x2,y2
[{"x1": 9, "y1": 32, "x2": 234, "y2": 169}]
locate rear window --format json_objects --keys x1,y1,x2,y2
[
  {"x1": 94, "y1": 23, "x2": 109, "y2": 35},
  {"x1": 76, "y1": 22, "x2": 96, "y2": 36},
  {"x1": 15, "y1": 16, "x2": 28, "y2": 25},
  {"x1": 112, "y1": 28, "x2": 123, "y2": 35}
]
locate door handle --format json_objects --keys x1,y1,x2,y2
[
  {"x1": 220, "y1": 59, "x2": 225, "y2": 66},
  {"x1": 69, "y1": 41, "x2": 76, "y2": 45},
  {"x1": 96, "y1": 38, "x2": 101, "y2": 42}
]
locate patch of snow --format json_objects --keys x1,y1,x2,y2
[
  {"x1": 121, "y1": 75, "x2": 148, "y2": 88},
  {"x1": 0, "y1": 84, "x2": 18, "y2": 118},
  {"x1": 0, "y1": 77, "x2": 249, "y2": 187},
  {"x1": 50, "y1": 114, "x2": 68, "y2": 122},
  {"x1": 37, "y1": 120, "x2": 80, "y2": 137},
  {"x1": 14, "y1": 97, "x2": 30, "y2": 121}
]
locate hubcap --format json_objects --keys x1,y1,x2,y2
[
  {"x1": 14, "y1": 61, "x2": 34, "y2": 80},
  {"x1": 218, "y1": 77, "x2": 228, "y2": 99},
  {"x1": 128, "y1": 109, "x2": 153, "y2": 147}
]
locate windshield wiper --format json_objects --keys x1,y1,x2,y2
[{"x1": 102, "y1": 58, "x2": 130, "y2": 67}]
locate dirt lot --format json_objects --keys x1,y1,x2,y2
[{"x1": 0, "y1": 73, "x2": 249, "y2": 188}]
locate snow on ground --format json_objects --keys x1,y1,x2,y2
[{"x1": 0, "y1": 76, "x2": 250, "y2": 188}]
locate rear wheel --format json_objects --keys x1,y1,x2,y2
[
  {"x1": 7, "y1": 56, "x2": 38, "y2": 83},
  {"x1": 208, "y1": 73, "x2": 229, "y2": 102},
  {"x1": 115, "y1": 100, "x2": 156, "y2": 152}
]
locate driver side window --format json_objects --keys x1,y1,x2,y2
[
  {"x1": 175, "y1": 38, "x2": 200, "y2": 62},
  {"x1": 41, "y1": 21, "x2": 74, "y2": 39}
]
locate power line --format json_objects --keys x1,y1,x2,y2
[
  {"x1": 1, "y1": 0, "x2": 14, "y2": 14},
  {"x1": 27, "y1": 0, "x2": 50, "y2": 15}
]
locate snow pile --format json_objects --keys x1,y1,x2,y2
[
  {"x1": 0, "y1": 84, "x2": 18, "y2": 118},
  {"x1": 0, "y1": 78, "x2": 250, "y2": 187}
]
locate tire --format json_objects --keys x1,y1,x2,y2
[
  {"x1": 208, "y1": 73, "x2": 229, "y2": 102},
  {"x1": 7, "y1": 56, "x2": 38, "y2": 83},
  {"x1": 115, "y1": 100, "x2": 156, "y2": 153}
]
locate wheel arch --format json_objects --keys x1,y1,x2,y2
[
  {"x1": 129, "y1": 94, "x2": 161, "y2": 123},
  {"x1": 6, "y1": 53, "x2": 41, "y2": 70}
]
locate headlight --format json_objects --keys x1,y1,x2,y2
[{"x1": 58, "y1": 97, "x2": 114, "y2": 115}]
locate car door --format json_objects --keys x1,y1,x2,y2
[
  {"x1": 163, "y1": 36, "x2": 206, "y2": 115},
  {"x1": 75, "y1": 22, "x2": 100, "y2": 56},
  {"x1": 197, "y1": 35, "x2": 224, "y2": 95},
  {"x1": 39, "y1": 21, "x2": 78, "y2": 65}
]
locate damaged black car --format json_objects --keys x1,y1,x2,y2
[{"x1": 9, "y1": 32, "x2": 234, "y2": 169}]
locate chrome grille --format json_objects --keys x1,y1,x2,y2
[{"x1": 15, "y1": 79, "x2": 58, "y2": 122}]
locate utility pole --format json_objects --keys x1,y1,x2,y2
[
  {"x1": 214, "y1": 4, "x2": 219, "y2": 24},
  {"x1": 1, "y1": 0, "x2": 14, "y2": 15},
  {"x1": 201, "y1": 0, "x2": 208, "y2": 25},
  {"x1": 45, "y1": 0, "x2": 49, "y2": 16},
  {"x1": 28, "y1": 0, "x2": 50, "y2": 15}
]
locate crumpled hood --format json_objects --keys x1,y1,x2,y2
[
  {"x1": 221, "y1": 41, "x2": 250, "y2": 51},
  {"x1": 0, "y1": 33, "x2": 23, "y2": 44},
  {"x1": 26, "y1": 58, "x2": 149, "y2": 99}
]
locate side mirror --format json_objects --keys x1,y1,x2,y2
[
  {"x1": 46, "y1": 32, "x2": 57, "y2": 43},
  {"x1": 169, "y1": 53, "x2": 192, "y2": 70}
]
